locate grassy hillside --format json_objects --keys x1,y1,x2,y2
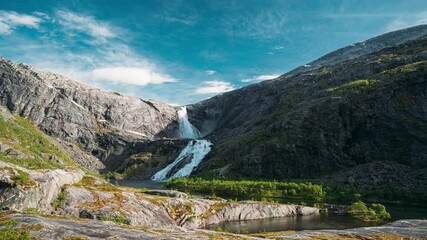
[{"x1": 0, "y1": 108, "x2": 78, "y2": 170}]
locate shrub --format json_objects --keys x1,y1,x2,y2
[
  {"x1": 347, "y1": 201, "x2": 391, "y2": 222},
  {"x1": 52, "y1": 189, "x2": 66, "y2": 210}
]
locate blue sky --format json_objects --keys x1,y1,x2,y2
[{"x1": 1, "y1": 0, "x2": 426, "y2": 105}]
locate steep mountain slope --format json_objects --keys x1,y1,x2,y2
[
  {"x1": 188, "y1": 27, "x2": 427, "y2": 193},
  {"x1": 0, "y1": 60, "x2": 180, "y2": 170}
]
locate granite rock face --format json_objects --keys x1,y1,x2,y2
[{"x1": 0, "y1": 60, "x2": 179, "y2": 171}]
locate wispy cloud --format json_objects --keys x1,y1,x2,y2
[
  {"x1": 155, "y1": 0, "x2": 198, "y2": 26},
  {"x1": 0, "y1": 11, "x2": 44, "y2": 34},
  {"x1": 385, "y1": 12, "x2": 427, "y2": 31},
  {"x1": 241, "y1": 74, "x2": 279, "y2": 83},
  {"x1": 219, "y1": 10, "x2": 287, "y2": 38},
  {"x1": 195, "y1": 80, "x2": 235, "y2": 94},
  {"x1": 56, "y1": 10, "x2": 116, "y2": 39},
  {"x1": 205, "y1": 70, "x2": 216, "y2": 75},
  {"x1": 91, "y1": 67, "x2": 176, "y2": 86}
]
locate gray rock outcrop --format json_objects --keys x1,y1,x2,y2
[{"x1": 0, "y1": 161, "x2": 84, "y2": 212}]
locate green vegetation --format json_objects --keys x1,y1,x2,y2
[
  {"x1": 318, "y1": 69, "x2": 332, "y2": 76},
  {"x1": 326, "y1": 79, "x2": 380, "y2": 94},
  {"x1": 10, "y1": 169, "x2": 34, "y2": 187},
  {"x1": 0, "y1": 114, "x2": 77, "y2": 170},
  {"x1": 0, "y1": 218, "x2": 30, "y2": 240},
  {"x1": 99, "y1": 214, "x2": 129, "y2": 224},
  {"x1": 166, "y1": 178, "x2": 325, "y2": 201},
  {"x1": 347, "y1": 201, "x2": 391, "y2": 222},
  {"x1": 390, "y1": 61, "x2": 425, "y2": 75},
  {"x1": 52, "y1": 188, "x2": 67, "y2": 210}
]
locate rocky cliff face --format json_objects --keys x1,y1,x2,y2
[
  {"x1": 0, "y1": 60, "x2": 180, "y2": 171},
  {"x1": 188, "y1": 26, "x2": 427, "y2": 193}
]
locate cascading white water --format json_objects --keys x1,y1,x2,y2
[
  {"x1": 151, "y1": 106, "x2": 212, "y2": 181},
  {"x1": 178, "y1": 106, "x2": 201, "y2": 138},
  {"x1": 151, "y1": 140, "x2": 212, "y2": 181}
]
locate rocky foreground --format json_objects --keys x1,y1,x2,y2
[
  {"x1": 2, "y1": 214, "x2": 427, "y2": 239},
  {"x1": 0, "y1": 159, "x2": 319, "y2": 236}
]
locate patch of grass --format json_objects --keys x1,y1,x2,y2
[
  {"x1": 0, "y1": 218, "x2": 30, "y2": 240},
  {"x1": 0, "y1": 218, "x2": 18, "y2": 227},
  {"x1": 0, "y1": 114, "x2": 78, "y2": 170},
  {"x1": 390, "y1": 61, "x2": 425, "y2": 75},
  {"x1": 74, "y1": 176, "x2": 120, "y2": 193},
  {"x1": 11, "y1": 170, "x2": 33, "y2": 186},
  {"x1": 0, "y1": 228, "x2": 30, "y2": 240},
  {"x1": 52, "y1": 188, "x2": 66, "y2": 210},
  {"x1": 63, "y1": 236, "x2": 88, "y2": 240},
  {"x1": 318, "y1": 69, "x2": 332, "y2": 77},
  {"x1": 326, "y1": 79, "x2": 380, "y2": 94}
]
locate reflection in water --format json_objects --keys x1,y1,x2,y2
[
  {"x1": 207, "y1": 214, "x2": 383, "y2": 234},
  {"x1": 111, "y1": 179, "x2": 166, "y2": 189}
]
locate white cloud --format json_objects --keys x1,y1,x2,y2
[
  {"x1": 241, "y1": 74, "x2": 279, "y2": 83},
  {"x1": 0, "y1": 11, "x2": 44, "y2": 34},
  {"x1": 91, "y1": 67, "x2": 176, "y2": 86},
  {"x1": 56, "y1": 10, "x2": 115, "y2": 39},
  {"x1": 386, "y1": 12, "x2": 427, "y2": 32},
  {"x1": 205, "y1": 70, "x2": 216, "y2": 75},
  {"x1": 195, "y1": 80, "x2": 235, "y2": 94}
]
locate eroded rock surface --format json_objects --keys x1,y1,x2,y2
[{"x1": 0, "y1": 161, "x2": 84, "y2": 212}]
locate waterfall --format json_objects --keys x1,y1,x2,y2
[
  {"x1": 151, "y1": 106, "x2": 213, "y2": 181},
  {"x1": 178, "y1": 106, "x2": 201, "y2": 138}
]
